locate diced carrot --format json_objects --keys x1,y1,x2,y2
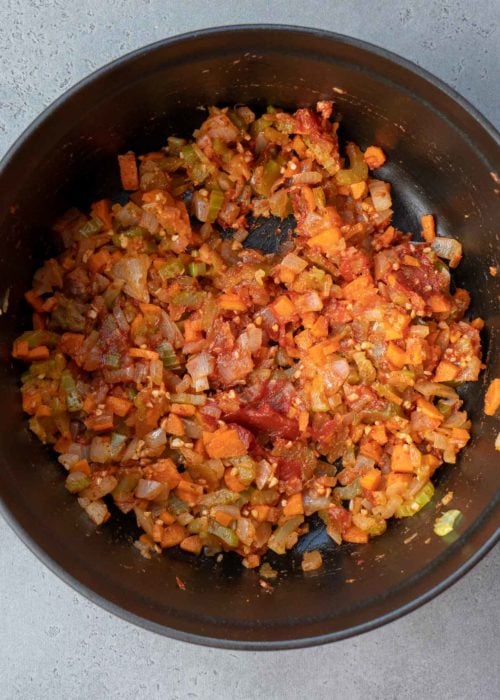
[
  {"x1": 421, "y1": 214, "x2": 436, "y2": 243},
  {"x1": 91, "y1": 198, "x2": 113, "y2": 230},
  {"x1": 350, "y1": 181, "x2": 367, "y2": 199},
  {"x1": 183, "y1": 318, "x2": 203, "y2": 342},
  {"x1": 295, "y1": 329, "x2": 313, "y2": 350},
  {"x1": 153, "y1": 522, "x2": 166, "y2": 543},
  {"x1": 298, "y1": 410, "x2": 309, "y2": 433},
  {"x1": 26, "y1": 345, "x2": 50, "y2": 360},
  {"x1": 70, "y1": 459, "x2": 91, "y2": 476},
  {"x1": 218, "y1": 293, "x2": 247, "y2": 312},
  {"x1": 310, "y1": 315, "x2": 329, "y2": 338},
  {"x1": 301, "y1": 184, "x2": 316, "y2": 212},
  {"x1": 24, "y1": 290, "x2": 45, "y2": 312},
  {"x1": 204, "y1": 428, "x2": 247, "y2": 459},
  {"x1": 175, "y1": 479, "x2": 203, "y2": 507},
  {"x1": 394, "y1": 443, "x2": 422, "y2": 473},
  {"x1": 32, "y1": 313, "x2": 45, "y2": 330},
  {"x1": 277, "y1": 267, "x2": 296, "y2": 286},
  {"x1": 406, "y1": 337, "x2": 423, "y2": 365},
  {"x1": 128, "y1": 347, "x2": 159, "y2": 360},
  {"x1": 342, "y1": 274, "x2": 374, "y2": 300},
  {"x1": 308, "y1": 337, "x2": 340, "y2": 366},
  {"x1": 138, "y1": 302, "x2": 163, "y2": 316},
  {"x1": 359, "y1": 441, "x2": 382, "y2": 463},
  {"x1": 35, "y1": 404, "x2": 52, "y2": 418},
  {"x1": 140, "y1": 151, "x2": 165, "y2": 162},
  {"x1": 12, "y1": 340, "x2": 29, "y2": 359},
  {"x1": 170, "y1": 403, "x2": 196, "y2": 417},
  {"x1": 193, "y1": 438, "x2": 206, "y2": 456},
  {"x1": 180, "y1": 535, "x2": 203, "y2": 554},
  {"x1": 283, "y1": 493, "x2": 304, "y2": 517},
  {"x1": 243, "y1": 554, "x2": 261, "y2": 569},
  {"x1": 402, "y1": 254, "x2": 420, "y2": 267},
  {"x1": 152, "y1": 459, "x2": 181, "y2": 489},
  {"x1": 451, "y1": 428, "x2": 470, "y2": 441},
  {"x1": 434, "y1": 360, "x2": 459, "y2": 382},
  {"x1": 60, "y1": 333, "x2": 84, "y2": 356},
  {"x1": 213, "y1": 509, "x2": 235, "y2": 527},
  {"x1": 118, "y1": 153, "x2": 139, "y2": 190},
  {"x1": 391, "y1": 443, "x2": 415, "y2": 473},
  {"x1": 343, "y1": 525, "x2": 369, "y2": 544},
  {"x1": 364, "y1": 146, "x2": 386, "y2": 169},
  {"x1": 484, "y1": 378, "x2": 500, "y2": 416},
  {"x1": 272, "y1": 295, "x2": 296, "y2": 320},
  {"x1": 471, "y1": 317, "x2": 484, "y2": 330},
  {"x1": 336, "y1": 185, "x2": 350, "y2": 196},
  {"x1": 386, "y1": 341, "x2": 407, "y2": 368},
  {"x1": 385, "y1": 472, "x2": 412, "y2": 489},
  {"x1": 224, "y1": 467, "x2": 247, "y2": 493},
  {"x1": 41, "y1": 297, "x2": 58, "y2": 312},
  {"x1": 307, "y1": 227, "x2": 342, "y2": 252},
  {"x1": 427, "y1": 293, "x2": 452, "y2": 313},
  {"x1": 159, "y1": 511, "x2": 176, "y2": 525},
  {"x1": 360, "y1": 468, "x2": 382, "y2": 491},
  {"x1": 163, "y1": 413, "x2": 185, "y2": 436},
  {"x1": 422, "y1": 454, "x2": 440, "y2": 476},
  {"x1": 88, "y1": 248, "x2": 111, "y2": 273},
  {"x1": 105, "y1": 395, "x2": 132, "y2": 417},
  {"x1": 417, "y1": 396, "x2": 443, "y2": 422},
  {"x1": 370, "y1": 424, "x2": 388, "y2": 445},
  {"x1": 85, "y1": 414, "x2": 114, "y2": 432},
  {"x1": 292, "y1": 135, "x2": 307, "y2": 157},
  {"x1": 54, "y1": 436, "x2": 73, "y2": 453},
  {"x1": 83, "y1": 395, "x2": 96, "y2": 414},
  {"x1": 161, "y1": 523, "x2": 186, "y2": 548},
  {"x1": 378, "y1": 225, "x2": 395, "y2": 247},
  {"x1": 250, "y1": 505, "x2": 271, "y2": 522}
]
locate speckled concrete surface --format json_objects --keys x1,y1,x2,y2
[{"x1": 0, "y1": 2, "x2": 498, "y2": 698}]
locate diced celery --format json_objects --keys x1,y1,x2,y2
[
  {"x1": 66, "y1": 471, "x2": 91, "y2": 493},
  {"x1": 200, "y1": 489, "x2": 240, "y2": 508},
  {"x1": 434, "y1": 509, "x2": 462, "y2": 536},
  {"x1": 170, "y1": 290, "x2": 204, "y2": 308},
  {"x1": 78, "y1": 217, "x2": 103, "y2": 238},
  {"x1": 207, "y1": 518, "x2": 239, "y2": 547},
  {"x1": 268, "y1": 515, "x2": 304, "y2": 555},
  {"x1": 395, "y1": 482, "x2": 435, "y2": 518},
  {"x1": 103, "y1": 352, "x2": 121, "y2": 369},
  {"x1": 157, "y1": 341, "x2": 180, "y2": 370},
  {"x1": 187, "y1": 262, "x2": 207, "y2": 277},
  {"x1": 206, "y1": 189, "x2": 224, "y2": 223},
  {"x1": 334, "y1": 479, "x2": 361, "y2": 501},
  {"x1": 158, "y1": 257, "x2": 185, "y2": 279},
  {"x1": 335, "y1": 143, "x2": 368, "y2": 185},
  {"x1": 255, "y1": 159, "x2": 281, "y2": 197},
  {"x1": 157, "y1": 341, "x2": 181, "y2": 370},
  {"x1": 60, "y1": 371, "x2": 82, "y2": 412}
]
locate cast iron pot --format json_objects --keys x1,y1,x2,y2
[{"x1": 0, "y1": 26, "x2": 498, "y2": 650}]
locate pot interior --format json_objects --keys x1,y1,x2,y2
[{"x1": 0, "y1": 28, "x2": 498, "y2": 647}]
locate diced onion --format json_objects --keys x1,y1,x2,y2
[
  {"x1": 135, "y1": 479, "x2": 165, "y2": 500},
  {"x1": 111, "y1": 255, "x2": 151, "y2": 303},
  {"x1": 144, "y1": 427, "x2": 167, "y2": 449},
  {"x1": 368, "y1": 180, "x2": 392, "y2": 211}
]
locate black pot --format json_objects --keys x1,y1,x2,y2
[{"x1": 0, "y1": 26, "x2": 498, "y2": 650}]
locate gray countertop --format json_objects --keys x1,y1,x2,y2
[{"x1": 0, "y1": 2, "x2": 498, "y2": 698}]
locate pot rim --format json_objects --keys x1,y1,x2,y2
[{"x1": 0, "y1": 24, "x2": 498, "y2": 650}]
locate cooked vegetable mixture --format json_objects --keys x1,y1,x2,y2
[{"x1": 13, "y1": 102, "x2": 483, "y2": 567}]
